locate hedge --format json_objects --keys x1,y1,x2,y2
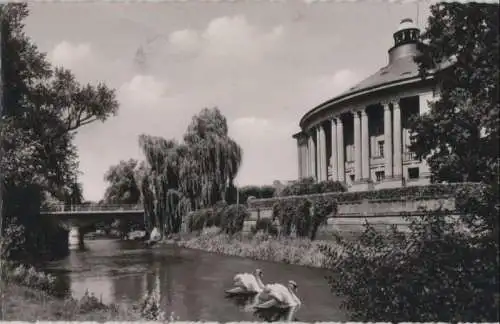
[
  {"x1": 248, "y1": 183, "x2": 481, "y2": 210},
  {"x1": 278, "y1": 177, "x2": 347, "y2": 197},
  {"x1": 187, "y1": 202, "x2": 249, "y2": 234},
  {"x1": 271, "y1": 195, "x2": 338, "y2": 240}
]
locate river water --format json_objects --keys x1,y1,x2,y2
[{"x1": 43, "y1": 239, "x2": 348, "y2": 321}]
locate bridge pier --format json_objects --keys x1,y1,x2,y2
[{"x1": 68, "y1": 225, "x2": 85, "y2": 250}]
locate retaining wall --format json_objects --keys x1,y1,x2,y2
[{"x1": 243, "y1": 183, "x2": 480, "y2": 234}]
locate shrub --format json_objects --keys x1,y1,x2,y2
[
  {"x1": 310, "y1": 196, "x2": 337, "y2": 240},
  {"x1": 321, "y1": 184, "x2": 499, "y2": 322},
  {"x1": 0, "y1": 261, "x2": 58, "y2": 294},
  {"x1": 210, "y1": 200, "x2": 228, "y2": 227},
  {"x1": 238, "y1": 185, "x2": 276, "y2": 204},
  {"x1": 251, "y1": 218, "x2": 278, "y2": 236},
  {"x1": 187, "y1": 208, "x2": 213, "y2": 232},
  {"x1": 220, "y1": 204, "x2": 249, "y2": 235},
  {"x1": 272, "y1": 197, "x2": 337, "y2": 240},
  {"x1": 278, "y1": 178, "x2": 347, "y2": 197},
  {"x1": 250, "y1": 183, "x2": 480, "y2": 210}
]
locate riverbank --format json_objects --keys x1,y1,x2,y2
[
  {"x1": 176, "y1": 230, "x2": 341, "y2": 269},
  {"x1": 0, "y1": 261, "x2": 165, "y2": 320},
  {"x1": 0, "y1": 281, "x2": 144, "y2": 321}
]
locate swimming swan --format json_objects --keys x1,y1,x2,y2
[
  {"x1": 144, "y1": 227, "x2": 161, "y2": 247},
  {"x1": 255, "y1": 280, "x2": 301, "y2": 309},
  {"x1": 225, "y1": 269, "x2": 266, "y2": 295}
]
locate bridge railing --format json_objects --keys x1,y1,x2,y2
[{"x1": 41, "y1": 204, "x2": 144, "y2": 213}]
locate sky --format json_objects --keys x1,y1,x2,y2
[{"x1": 24, "y1": 0, "x2": 435, "y2": 202}]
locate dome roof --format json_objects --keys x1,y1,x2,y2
[
  {"x1": 298, "y1": 18, "x2": 455, "y2": 129},
  {"x1": 335, "y1": 54, "x2": 419, "y2": 99}
]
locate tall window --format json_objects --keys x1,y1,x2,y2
[
  {"x1": 378, "y1": 140, "x2": 385, "y2": 158},
  {"x1": 375, "y1": 171, "x2": 385, "y2": 182}
]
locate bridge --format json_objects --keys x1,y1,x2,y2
[{"x1": 41, "y1": 204, "x2": 146, "y2": 249}]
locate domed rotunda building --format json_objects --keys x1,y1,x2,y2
[{"x1": 293, "y1": 18, "x2": 446, "y2": 192}]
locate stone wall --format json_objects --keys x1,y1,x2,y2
[{"x1": 243, "y1": 183, "x2": 479, "y2": 234}]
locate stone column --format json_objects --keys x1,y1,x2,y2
[
  {"x1": 300, "y1": 142, "x2": 306, "y2": 178},
  {"x1": 296, "y1": 137, "x2": 303, "y2": 179},
  {"x1": 304, "y1": 140, "x2": 310, "y2": 178},
  {"x1": 310, "y1": 132, "x2": 317, "y2": 179},
  {"x1": 393, "y1": 100, "x2": 403, "y2": 178},
  {"x1": 316, "y1": 127, "x2": 322, "y2": 181},
  {"x1": 383, "y1": 102, "x2": 393, "y2": 178},
  {"x1": 307, "y1": 135, "x2": 313, "y2": 178},
  {"x1": 336, "y1": 117, "x2": 345, "y2": 182},
  {"x1": 353, "y1": 111, "x2": 362, "y2": 181},
  {"x1": 330, "y1": 119, "x2": 338, "y2": 181},
  {"x1": 319, "y1": 125, "x2": 327, "y2": 181},
  {"x1": 360, "y1": 109, "x2": 370, "y2": 181}
]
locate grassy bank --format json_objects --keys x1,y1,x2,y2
[
  {"x1": 0, "y1": 281, "x2": 144, "y2": 321},
  {"x1": 177, "y1": 228, "x2": 341, "y2": 268},
  {"x1": 0, "y1": 261, "x2": 172, "y2": 321}
]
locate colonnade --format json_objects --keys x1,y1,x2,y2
[{"x1": 295, "y1": 94, "x2": 431, "y2": 185}]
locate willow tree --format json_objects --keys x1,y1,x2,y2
[
  {"x1": 180, "y1": 108, "x2": 242, "y2": 209},
  {"x1": 137, "y1": 135, "x2": 189, "y2": 236},
  {"x1": 136, "y1": 108, "x2": 242, "y2": 236}
]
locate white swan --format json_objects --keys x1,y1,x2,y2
[
  {"x1": 145, "y1": 227, "x2": 161, "y2": 247},
  {"x1": 226, "y1": 268, "x2": 266, "y2": 295},
  {"x1": 255, "y1": 280, "x2": 301, "y2": 309}
]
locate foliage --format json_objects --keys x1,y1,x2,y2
[
  {"x1": 136, "y1": 108, "x2": 242, "y2": 238},
  {"x1": 178, "y1": 232, "x2": 338, "y2": 268},
  {"x1": 310, "y1": 196, "x2": 338, "y2": 240},
  {"x1": 220, "y1": 204, "x2": 249, "y2": 235},
  {"x1": 322, "y1": 185, "x2": 498, "y2": 322},
  {"x1": 322, "y1": 3, "x2": 499, "y2": 322},
  {"x1": 411, "y1": 2, "x2": 499, "y2": 184},
  {"x1": 187, "y1": 208, "x2": 213, "y2": 232},
  {"x1": 103, "y1": 159, "x2": 141, "y2": 205},
  {"x1": 278, "y1": 178, "x2": 347, "y2": 197},
  {"x1": 186, "y1": 201, "x2": 248, "y2": 235},
  {"x1": 102, "y1": 159, "x2": 142, "y2": 238},
  {"x1": 238, "y1": 185, "x2": 275, "y2": 204},
  {"x1": 137, "y1": 137, "x2": 187, "y2": 236},
  {"x1": 249, "y1": 182, "x2": 480, "y2": 209},
  {"x1": 0, "y1": 3, "x2": 118, "y2": 262},
  {"x1": 251, "y1": 218, "x2": 278, "y2": 236},
  {"x1": 1, "y1": 261, "x2": 180, "y2": 321},
  {"x1": 272, "y1": 197, "x2": 337, "y2": 240},
  {"x1": 1, "y1": 262, "x2": 57, "y2": 293}
]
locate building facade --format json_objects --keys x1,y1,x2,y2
[{"x1": 294, "y1": 19, "x2": 442, "y2": 191}]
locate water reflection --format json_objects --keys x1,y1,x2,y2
[
  {"x1": 225, "y1": 293, "x2": 300, "y2": 321},
  {"x1": 44, "y1": 239, "x2": 347, "y2": 321}
]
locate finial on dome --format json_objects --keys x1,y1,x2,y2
[{"x1": 397, "y1": 18, "x2": 418, "y2": 31}]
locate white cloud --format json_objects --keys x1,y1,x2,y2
[
  {"x1": 49, "y1": 41, "x2": 92, "y2": 68},
  {"x1": 167, "y1": 15, "x2": 284, "y2": 63},
  {"x1": 168, "y1": 29, "x2": 202, "y2": 54},
  {"x1": 118, "y1": 75, "x2": 169, "y2": 107},
  {"x1": 299, "y1": 68, "x2": 363, "y2": 109}
]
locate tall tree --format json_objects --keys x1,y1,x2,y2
[
  {"x1": 180, "y1": 107, "x2": 242, "y2": 209},
  {"x1": 324, "y1": 4, "x2": 499, "y2": 322},
  {"x1": 136, "y1": 107, "x2": 243, "y2": 237},
  {"x1": 411, "y1": 2, "x2": 499, "y2": 184},
  {"x1": 103, "y1": 159, "x2": 141, "y2": 205},
  {"x1": 138, "y1": 136, "x2": 187, "y2": 235},
  {"x1": 0, "y1": 3, "x2": 119, "y2": 261}
]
